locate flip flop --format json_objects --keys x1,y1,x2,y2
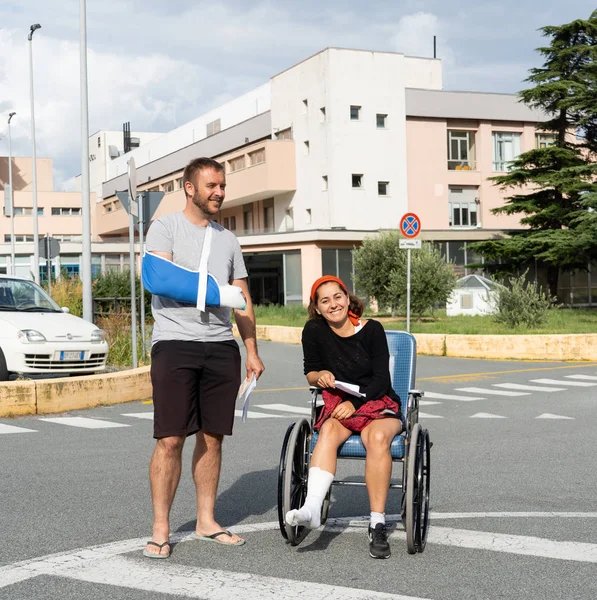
[
  {"x1": 143, "y1": 540, "x2": 172, "y2": 559},
  {"x1": 191, "y1": 530, "x2": 245, "y2": 546}
]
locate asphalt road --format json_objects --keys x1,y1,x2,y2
[{"x1": 1, "y1": 340, "x2": 596, "y2": 599}]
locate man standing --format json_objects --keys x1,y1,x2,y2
[{"x1": 143, "y1": 157, "x2": 264, "y2": 558}]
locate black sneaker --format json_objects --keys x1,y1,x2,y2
[{"x1": 368, "y1": 523, "x2": 390, "y2": 559}]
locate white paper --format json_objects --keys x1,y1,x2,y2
[
  {"x1": 334, "y1": 380, "x2": 365, "y2": 398},
  {"x1": 237, "y1": 374, "x2": 257, "y2": 422}
]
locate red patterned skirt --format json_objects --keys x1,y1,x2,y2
[{"x1": 314, "y1": 389, "x2": 401, "y2": 433}]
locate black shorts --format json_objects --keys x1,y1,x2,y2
[{"x1": 150, "y1": 339, "x2": 241, "y2": 439}]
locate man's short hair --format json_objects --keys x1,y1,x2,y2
[{"x1": 183, "y1": 157, "x2": 225, "y2": 197}]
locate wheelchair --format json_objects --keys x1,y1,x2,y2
[{"x1": 277, "y1": 330, "x2": 431, "y2": 554}]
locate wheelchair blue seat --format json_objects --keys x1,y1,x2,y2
[
  {"x1": 311, "y1": 430, "x2": 406, "y2": 459},
  {"x1": 310, "y1": 330, "x2": 415, "y2": 461}
]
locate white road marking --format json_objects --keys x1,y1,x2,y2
[
  {"x1": 418, "y1": 412, "x2": 444, "y2": 419},
  {"x1": 38, "y1": 417, "x2": 130, "y2": 429},
  {"x1": 255, "y1": 403, "x2": 311, "y2": 415},
  {"x1": 64, "y1": 555, "x2": 425, "y2": 599},
  {"x1": 2, "y1": 513, "x2": 597, "y2": 593},
  {"x1": 419, "y1": 400, "x2": 441, "y2": 406},
  {"x1": 565, "y1": 374, "x2": 597, "y2": 381},
  {"x1": 536, "y1": 413, "x2": 574, "y2": 420},
  {"x1": 423, "y1": 391, "x2": 483, "y2": 402},
  {"x1": 234, "y1": 410, "x2": 285, "y2": 419},
  {"x1": 531, "y1": 378, "x2": 597, "y2": 387},
  {"x1": 493, "y1": 383, "x2": 564, "y2": 392},
  {"x1": 0, "y1": 423, "x2": 37, "y2": 435},
  {"x1": 121, "y1": 412, "x2": 154, "y2": 420},
  {"x1": 470, "y1": 413, "x2": 507, "y2": 419},
  {"x1": 456, "y1": 387, "x2": 530, "y2": 396}
]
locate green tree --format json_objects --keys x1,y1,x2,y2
[
  {"x1": 469, "y1": 11, "x2": 597, "y2": 298},
  {"x1": 353, "y1": 231, "x2": 406, "y2": 315},
  {"x1": 391, "y1": 245, "x2": 458, "y2": 320},
  {"x1": 354, "y1": 233, "x2": 457, "y2": 318}
]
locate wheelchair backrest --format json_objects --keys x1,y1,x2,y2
[{"x1": 386, "y1": 331, "x2": 416, "y2": 404}]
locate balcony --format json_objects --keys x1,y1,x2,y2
[{"x1": 223, "y1": 140, "x2": 296, "y2": 208}]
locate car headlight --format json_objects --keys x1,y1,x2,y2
[
  {"x1": 91, "y1": 329, "x2": 106, "y2": 343},
  {"x1": 17, "y1": 329, "x2": 47, "y2": 343}
]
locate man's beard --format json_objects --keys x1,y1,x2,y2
[{"x1": 192, "y1": 191, "x2": 220, "y2": 216}]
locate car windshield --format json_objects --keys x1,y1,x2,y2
[{"x1": 0, "y1": 278, "x2": 61, "y2": 312}]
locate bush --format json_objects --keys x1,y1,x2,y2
[
  {"x1": 97, "y1": 311, "x2": 147, "y2": 367},
  {"x1": 44, "y1": 275, "x2": 83, "y2": 317},
  {"x1": 92, "y1": 269, "x2": 152, "y2": 319},
  {"x1": 492, "y1": 271, "x2": 556, "y2": 328}
]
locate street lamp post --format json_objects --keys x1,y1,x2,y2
[
  {"x1": 7, "y1": 112, "x2": 16, "y2": 275},
  {"x1": 80, "y1": 0, "x2": 92, "y2": 321},
  {"x1": 28, "y1": 23, "x2": 41, "y2": 284}
]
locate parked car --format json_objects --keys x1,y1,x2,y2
[{"x1": 0, "y1": 275, "x2": 108, "y2": 381}]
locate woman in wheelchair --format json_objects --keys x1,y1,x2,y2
[{"x1": 285, "y1": 275, "x2": 402, "y2": 559}]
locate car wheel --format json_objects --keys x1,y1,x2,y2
[{"x1": 0, "y1": 349, "x2": 10, "y2": 382}]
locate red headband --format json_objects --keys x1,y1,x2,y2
[{"x1": 310, "y1": 276, "x2": 360, "y2": 326}]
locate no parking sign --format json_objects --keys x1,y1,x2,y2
[{"x1": 400, "y1": 213, "x2": 421, "y2": 238}]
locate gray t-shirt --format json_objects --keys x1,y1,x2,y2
[{"x1": 145, "y1": 211, "x2": 248, "y2": 344}]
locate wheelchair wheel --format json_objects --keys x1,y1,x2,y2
[
  {"x1": 277, "y1": 418, "x2": 311, "y2": 545},
  {"x1": 405, "y1": 423, "x2": 431, "y2": 554}
]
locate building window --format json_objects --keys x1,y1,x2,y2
[
  {"x1": 352, "y1": 174, "x2": 363, "y2": 188},
  {"x1": 229, "y1": 155, "x2": 246, "y2": 173},
  {"x1": 376, "y1": 114, "x2": 387, "y2": 128},
  {"x1": 104, "y1": 254, "x2": 122, "y2": 273},
  {"x1": 54, "y1": 234, "x2": 82, "y2": 242},
  {"x1": 51, "y1": 207, "x2": 81, "y2": 216},
  {"x1": 320, "y1": 107, "x2": 326, "y2": 122},
  {"x1": 350, "y1": 105, "x2": 361, "y2": 121},
  {"x1": 449, "y1": 188, "x2": 479, "y2": 228},
  {"x1": 322, "y1": 249, "x2": 355, "y2": 293},
  {"x1": 460, "y1": 294, "x2": 474, "y2": 309},
  {"x1": 13, "y1": 207, "x2": 44, "y2": 216},
  {"x1": 275, "y1": 128, "x2": 293, "y2": 140},
  {"x1": 378, "y1": 181, "x2": 389, "y2": 196},
  {"x1": 230, "y1": 216, "x2": 236, "y2": 231},
  {"x1": 492, "y1": 131, "x2": 521, "y2": 171},
  {"x1": 322, "y1": 175, "x2": 328, "y2": 191},
  {"x1": 249, "y1": 148, "x2": 265, "y2": 166},
  {"x1": 304, "y1": 140, "x2": 310, "y2": 155},
  {"x1": 206, "y1": 118, "x2": 221, "y2": 137},
  {"x1": 148, "y1": 186, "x2": 159, "y2": 192},
  {"x1": 243, "y1": 208, "x2": 254, "y2": 234},
  {"x1": 306, "y1": 208, "x2": 312, "y2": 224},
  {"x1": 536, "y1": 133, "x2": 556, "y2": 148},
  {"x1": 97, "y1": 136, "x2": 101, "y2": 148},
  {"x1": 176, "y1": 177, "x2": 184, "y2": 189},
  {"x1": 162, "y1": 181, "x2": 174, "y2": 193},
  {"x1": 224, "y1": 217, "x2": 230, "y2": 229},
  {"x1": 263, "y1": 198, "x2": 274, "y2": 233},
  {"x1": 4, "y1": 235, "x2": 34, "y2": 243},
  {"x1": 302, "y1": 99, "x2": 308, "y2": 114},
  {"x1": 448, "y1": 130, "x2": 476, "y2": 170}
]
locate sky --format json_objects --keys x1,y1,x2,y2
[{"x1": 0, "y1": 0, "x2": 595, "y2": 190}]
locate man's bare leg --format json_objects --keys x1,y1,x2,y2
[
  {"x1": 145, "y1": 435, "x2": 185, "y2": 556},
  {"x1": 192, "y1": 430, "x2": 243, "y2": 544}
]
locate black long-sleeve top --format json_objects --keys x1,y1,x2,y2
[{"x1": 302, "y1": 318, "x2": 401, "y2": 412}]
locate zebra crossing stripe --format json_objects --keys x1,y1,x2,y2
[
  {"x1": 492, "y1": 383, "x2": 564, "y2": 392},
  {"x1": 0, "y1": 423, "x2": 38, "y2": 435},
  {"x1": 456, "y1": 387, "x2": 530, "y2": 397},
  {"x1": 39, "y1": 417, "x2": 130, "y2": 429},
  {"x1": 424, "y1": 391, "x2": 482, "y2": 402},
  {"x1": 536, "y1": 414, "x2": 574, "y2": 420},
  {"x1": 254, "y1": 403, "x2": 311, "y2": 415},
  {"x1": 531, "y1": 378, "x2": 597, "y2": 387},
  {"x1": 470, "y1": 413, "x2": 507, "y2": 419},
  {"x1": 121, "y1": 413, "x2": 154, "y2": 420},
  {"x1": 233, "y1": 410, "x2": 285, "y2": 419},
  {"x1": 564, "y1": 375, "x2": 597, "y2": 381}
]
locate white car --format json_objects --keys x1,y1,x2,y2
[{"x1": 0, "y1": 275, "x2": 108, "y2": 381}]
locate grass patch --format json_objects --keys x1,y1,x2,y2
[{"x1": 252, "y1": 306, "x2": 597, "y2": 335}]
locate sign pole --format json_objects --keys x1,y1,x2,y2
[
  {"x1": 127, "y1": 158, "x2": 138, "y2": 369},
  {"x1": 138, "y1": 193, "x2": 146, "y2": 360},
  {"x1": 406, "y1": 248, "x2": 411, "y2": 333},
  {"x1": 399, "y1": 212, "x2": 422, "y2": 335},
  {"x1": 46, "y1": 233, "x2": 52, "y2": 295}
]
